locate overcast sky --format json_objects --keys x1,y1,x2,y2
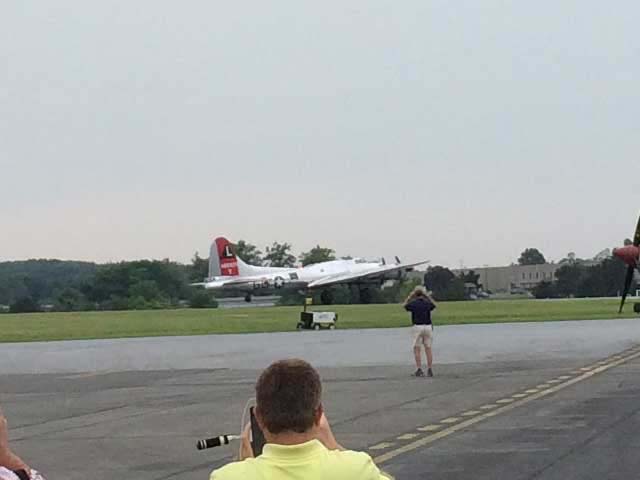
[{"x1": 2, "y1": 1, "x2": 639, "y2": 269}]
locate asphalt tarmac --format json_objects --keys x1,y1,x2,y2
[{"x1": 1, "y1": 318, "x2": 639, "y2": 479}]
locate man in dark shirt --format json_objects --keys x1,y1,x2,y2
[{"x1": 404, "y1": 286, "x2": 437, "y2": 377}]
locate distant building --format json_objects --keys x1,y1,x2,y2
[
  {"x1": 453, "y1": 249, "x2": 615, "y2": 293},
  {"x1": 0, "y1": 304, "x2": 9, "y2": 313},
  {"x1": 452, "y1": 264, "x2": 561, "y2": 293},
  {"x1": 410, "y1": 249, "x2": 614, "y2": 294}
]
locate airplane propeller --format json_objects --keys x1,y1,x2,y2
[{"x1": 613, "y1": 213, "x2": 640, "y2": 313}]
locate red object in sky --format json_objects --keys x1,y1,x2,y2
[{"x1": 613, "y1": 245, "x2": 640, "y2": 267}]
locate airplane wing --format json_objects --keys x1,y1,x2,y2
[{"x1": 307, "y1": 261, "x2": 429, "y2": 289}]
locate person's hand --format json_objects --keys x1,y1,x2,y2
[
  {"x1": 0, "y1": 414, "x2": 9, "y2": 457},
  {"x1": 0, "y1": 414, "x2": 29, "y2": 472},
  {"x1": 238, "y1": 422, "x2": 254, "y2": 461},
  {"x1": 315, "y1": 413, "x2": 342, "y2": 451}
]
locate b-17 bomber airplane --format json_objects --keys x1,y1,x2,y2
[{"x1": 193, "y1": 237, "x2": 429, "y2": 302}]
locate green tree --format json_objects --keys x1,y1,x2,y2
[
  {"x1": 532, "y1": 281, "x2": 558, "y2": 299},
  {"x1": 543, "y1": 257, "x2": 631, "y2": 299},
  {"x1": 0, "y1": 276, "x2": 29, "y2": 305},
  {"x1": 315, "y1": 285, "x2": 365, "y2": 305},
  {"x1": 459, "y1": 270, "x2": 480, "y2": 286},
  {"x1": 0, "y1": 260, "x2": 97, "y2": 305},
  {"x1": 56, "y1": 288, "x2": 87, "y2": 311},
  {"x1": 320, "y1": 289, "x2": 334, "y2": 305},
  {"x1": 518, "y1": 248, "x2": 547, "y2": 265},
  {"x1": 128, "y1": 296, "x2": 149, "y2": 310},
  {"x1": 555, "y1": 264, "x2": 586, "y2": 297},
  {"x1": 234, "y1": 240, "x2": 263, "y2": 265},
  {"x1": 22, "y1": 276, "x2": 47, "y2": 302},
  {"x1": 424, "y1": 267, "x2": 454, "y2": 297},
  {"x1": 106, "y1": 295, "x2": 129, "y2": 311},
  {"x1": 189, "y1": 290, "x2": 219, "y2": 308},
  {"x1": 358, "y1": 287, "x2": 375, "y2": 304},
  {"x1": 445, "y1": 277, "x2": 466, "y2": 301},
  {"x1": 559, "y1": 252, "x2": 584, "y2": 265},
  {"x1": 299, "y1": 245, "x2": 336, "y2": 266},
  {"x1": 277, "y1": 289, "x2": 305, "y2": 306},
  {"x1": 264, "y1": 242, "x2": 296, "y2": 267},
  {"x1": 128, "y1": 280, "x2": 164, "y2": 302},
  {"x1": 424, "y1": 266, "x2": 465, "y2": 301},
  {"x1": 577, "y1": 257, "x2": 631, "y2": 298},
  {"x1": 9, "y1": 296, "x2": 40, "y2": 313},
  {"x1": 379, "y1": 278, "x2": 422, "y2": 303},
  {"x1": 87, "y1": 260, "x2": 188, "y2": 308},
  {"x1": 188, "y1": 252, "x2": 209, "y2": 281},
  {"x1": 330, "y1": 285, "x2": 354, "y2": 304}
]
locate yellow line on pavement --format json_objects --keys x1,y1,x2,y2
[
  {"x1": 370, "y1": 442, "x2": 395, "y2": 450},
  {"x1": 373, "y1": 349, "x2": 640, "y2": 465},
  {"x1": 440, "y1": 417, "x2": 460, "y2": 424},
  {"x1": 417, "y1": 425, "x2": 442, "y2": 432},
  {"x1": 461, "y1": 410, "x2": 481, "y2": 417}
]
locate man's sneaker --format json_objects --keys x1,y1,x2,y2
[
  {"x1": 414, "y1": 368, "x2": 425, "y2": 377},
  {"x1": 427, "y1": 368, "x2": 434, "y2": 377}
]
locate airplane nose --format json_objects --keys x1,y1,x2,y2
[{"x1": 613, "y1": 245, "x2": 640, "y2": 266}]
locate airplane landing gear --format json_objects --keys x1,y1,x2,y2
[{"x1": 244, "y1": 293, "x2": 252, "y2": 303}]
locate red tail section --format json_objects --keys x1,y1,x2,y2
[{"x1": 216, "y1": 237, "x2": 239, "y2": 276}]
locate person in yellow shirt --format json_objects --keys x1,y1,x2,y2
[{"x1": 210, "y1": 359, "x2": 392, "y2": 480}]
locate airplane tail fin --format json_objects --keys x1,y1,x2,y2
[{"x1": 208, "y1": 237, "x2": 266, "y2": 278}]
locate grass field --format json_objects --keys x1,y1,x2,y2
[{"x1": 0, "y1": 298, "x2": 637, "y2": 343}]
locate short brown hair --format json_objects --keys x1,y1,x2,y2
[{"x1": 255, "y1": 359, "x2": 322, "y2": 434}]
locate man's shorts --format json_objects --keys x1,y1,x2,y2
[{"x1": 411, "y1": 324, "x2": 433, "y2": 348}]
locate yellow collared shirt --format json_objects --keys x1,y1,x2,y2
[{"x1": 210, "y1": 440, "x2": 391, "y2": 480}]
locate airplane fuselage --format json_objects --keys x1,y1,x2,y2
[
  {"x1": 204, "y1": 259, "x2": 388, "y2": 293},
  {"x1": 197, "y1": 236, "x2": 427, "y2": 298}
]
